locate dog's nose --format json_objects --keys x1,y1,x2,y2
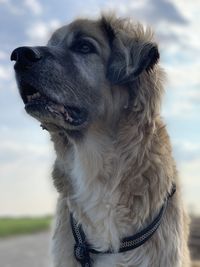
[{"x1": 10, "y1": 46, "x2": 42, "y2": 69}]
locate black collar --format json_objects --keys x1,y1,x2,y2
[{"x1": 70, "y1": 183, "x2": 176, "y2": 267}]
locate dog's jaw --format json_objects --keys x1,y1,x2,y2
[{"x1": 15, "y1": 80, "x2": 89, "y2": 129}]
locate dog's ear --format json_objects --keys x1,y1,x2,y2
[{"x1": 104, "y1": 22, "x2": 159, "y2": 85}]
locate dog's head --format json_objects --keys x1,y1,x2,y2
[{"x1": 11, "y1": 15, "x2": 162, "y2": 136}]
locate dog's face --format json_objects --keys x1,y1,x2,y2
[{"x1": 11, "y1": 16, "x2": 160, "y2": 135}]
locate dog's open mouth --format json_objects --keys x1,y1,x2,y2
[{"x1": 20, "y1": 83, "x2": 88, "y2": 126}]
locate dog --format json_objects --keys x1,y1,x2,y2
[{"x1": 11, "y1": 14, "x2": 191, "y2": 267}]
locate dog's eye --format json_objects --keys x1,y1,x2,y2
[{"x1": 71, "y1": 40, "x2": 96, "y2": 54}]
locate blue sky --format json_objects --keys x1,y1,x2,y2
[{"x1": 0, "y1": 0, "x2": 200, "y2": 216}]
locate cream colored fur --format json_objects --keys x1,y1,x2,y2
[{"x1": 48, "y1": 16, "x2": 191, "y2": 267}]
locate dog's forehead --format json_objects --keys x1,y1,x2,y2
[{"x1": 49, "y1": 19, "x2": 108, "y2": 48}]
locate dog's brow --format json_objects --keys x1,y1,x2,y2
[{"x1": 72, "y1": 30, "x2": 103, "y2": 47}]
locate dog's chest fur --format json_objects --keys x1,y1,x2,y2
[
  {"x1": 67, "y1": 132, "x2": 128, "y2": 252},
  {"x1": 51, "y1": 129, "x2": 185, "y2": 267}
]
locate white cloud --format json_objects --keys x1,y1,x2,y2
[
  {"x1": 0, "y1": 129, "x2": 56, "y2": 216},
  {"x1": 0, "y1": 0, "x2": 24, "y2": 15},
  {"x1": 175, "y1": 140, "x2": 200, "y2": 153},
  {"x1": 180, "y1": 158, "x2": 200, "y2": 180},
  {"x1": 103, "y1": 1, "x2": 129, "y2": 16},
  {"x1": 0, "y1": 65, "x2": 11, "y2": 81},
  {"x1": 162, "y1": 89, "x2": 200, "y2": 120},
  {"x1": 179, "y1": 158, "x2": 200, "y2": 214},
  {"x1": 0, "y1": 51, "x2": 7, "y2": 60},
  {"x1": 174, "y1": 0, "x2": 200, "y2": 22},
  {"x1": 0, "y1": 140, "x2": 50, "y2": 160},
  {"x1": 23, "y1": 0, "x2": 43, "y2": 16},
  {"x1": 185, "y1": 88, "x2": 200, "y2": 102},
  {"x1": 26, "y1": 21, "x2": 49, "y2": 42},
  {"x1": 163, "y1": 100, "x2": 194, "y2": 118},
  {"x1": 164, "y1": 63, "x2": 200, "y2": 88},
  {"x1": 172, "y1": 139, "x2": 200, "y2": 163},
  {"x1": 25, "y1": 19, "x2": 61, "y2": 44},
  {"x1": 0, "y1": 155, "x2": 57, "y2": 216}
]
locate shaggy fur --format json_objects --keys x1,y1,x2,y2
[{"x1": 13, "y1": 15, "x2": 190, "y2": 267}]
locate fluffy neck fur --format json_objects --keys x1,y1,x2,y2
[{"x1": 51, "y1": 111, "x2": 176, "y2": 252}]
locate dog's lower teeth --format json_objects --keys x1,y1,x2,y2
[
  {"x1": 59, "y1": 105, "x2": 65, "y2": 113},
  {"x1": 32, "y1": 92, "x2": 41, "y2": 99},
  {"x1": 47, "y1": 106, "x2": 55, "y2": 113},
  {"x1": 27, "y1": 92, "x2": 41, "y2": 102},
  {"x1": 53, "y1": 104, "x2": 64, "y2": 113},
  {"x1": 65, "y1": 112, "x2": 73, "y2": 122},
  {"x1": 25, "y1": 93, "x2": 76, "y2": 124}
]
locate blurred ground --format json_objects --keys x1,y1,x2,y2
[
  {"x1": 0, "y1": 217, "x2": 199, "y2": 267},
  {"x1": 190, "y1": 217, "x2": 200, "y2": 261},
  {"x1": 0, "y1": 231, "x2": 50, "y2": 267}
]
